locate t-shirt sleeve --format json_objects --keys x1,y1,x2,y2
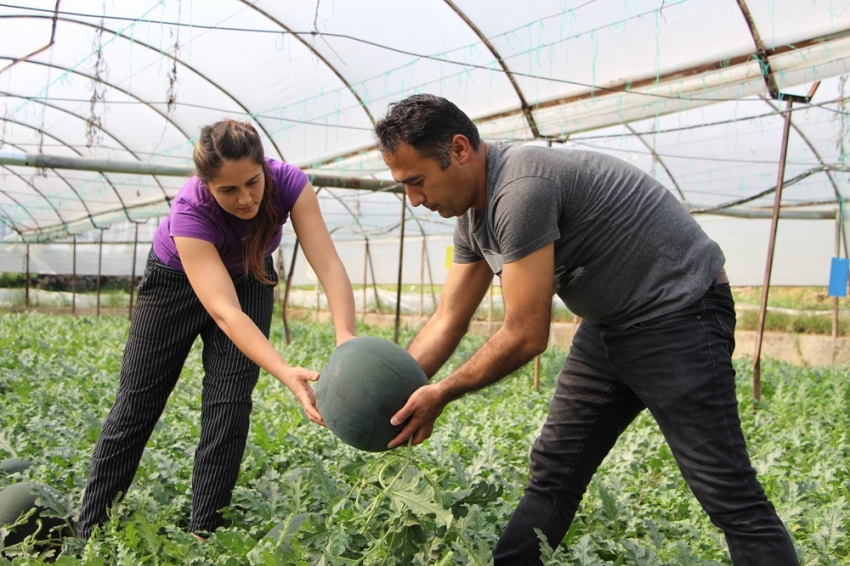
[
  {"x1": 452, "y1": 213, "x2": 483, "y2": 264},
  {"x1": 492, "y1": 177, "x2": 561, "y2": 264},
  {"x1": 274, "y1": 162, "x2": 310, "y2": 215},
  {"x1": 169, "y1": 198, "x2": 221, "y2": 246}
]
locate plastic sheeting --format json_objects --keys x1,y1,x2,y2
[
  {"x1": 0, "y1": 213, "x2": 845, "y2": 287},
  {"x1": 0, "y1": 0, "x2": 849, "y2": 243}
]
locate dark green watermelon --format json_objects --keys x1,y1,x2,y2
[
  {"x1": 316, "y1": 336, "x2": 428, "y2": 452},
  {"x1": 0, "y1": 458, "x2": 31, "y2": 474},
  {"x1": 0, "y1": 483, "x2": 68, "y2": 547}
]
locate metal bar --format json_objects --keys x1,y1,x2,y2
[
  {"x1": 0, "y1": 150, "x2": 401, "y2": 192},
  {"x1": 0, "y1": 0, "x2": 60, "y2": 76},
  {"x1": 282, "y1": 240, "x2": 300, "y2": 346},
  {"x1": 393, "y1": 195, "x2": 408, "y2": 344},
  {"x1": 236, "y1": 1, "x2": 377, "y2": 129},
  {"x1": 1, "y1": 92, "x2": 172, "y2": 203},
  {"x1": 419, "y1": 239, "x2": 425, "y2": 318},
  {"x1": 686, "y1": 205, "x2": 838, "y2": 220},
  {"x1": 835, "y1": 210, "x2": 841, "y2": 339},
  {"x1": 624, "y1": 124, "x2": 686, "y2": 201},
  {"x1": 443, "y1": 0, "x2": 540, "y2": 138},
  {"x1": 426, "y1": 239, "x2": 437, "y2": 310},
  {"x1": 367, "y1": 240, "x2": 381, "y2": 312},
  {"x1": 129, "y1": 223, "x2": 139, "y2": 319},
  {"x1": 753, "y1": 98, "x2": 795, "y2": 401}
]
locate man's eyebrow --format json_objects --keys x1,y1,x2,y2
[{"x1": 396, "y1": 174, "x2": 424, "y2": 184}]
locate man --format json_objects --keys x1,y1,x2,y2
[{"x1": 374, "y1": 94, "x2": 797, "y2": 565}]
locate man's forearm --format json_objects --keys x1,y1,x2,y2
[
  {"x1": 435, "y1": 321, "x2": 548, "y2": 403},
  {"x1": 408, "y1": 313, "x2": 467, "y2": 378}
]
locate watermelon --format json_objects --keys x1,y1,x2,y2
[
  {"x1": 0, "y1": 483, "x2": 68, "y2": 547},
  {"x1": 0, "y1": 458, "x2": 30, "y2": 474},
  {"x1": 316, "y1": 336, "x2": 428, "y2": 452}
]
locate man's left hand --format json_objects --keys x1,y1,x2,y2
[{"x1": 387, "y1": 384, "x2": 448, "y2": 449}]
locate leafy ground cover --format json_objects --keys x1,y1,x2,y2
[{"x1": 0, "y1": 312, "x2": 847, "y2": 565}]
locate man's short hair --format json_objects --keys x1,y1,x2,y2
[{"x1": 375, "y1": 94, "x2": 481, "y2": 170}]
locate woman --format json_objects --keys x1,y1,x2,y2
[{"x1": 77, "y1": 119, "x2": 355, "y2": 539}]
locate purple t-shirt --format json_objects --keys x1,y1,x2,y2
[{"x1": 153, "y1": 158, "x2": 308, "y2": 277}]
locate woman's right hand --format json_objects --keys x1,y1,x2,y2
[{"x1": 275, "y1": 366, "x2": 326, "y2": 426}]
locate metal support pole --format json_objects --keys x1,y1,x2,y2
[
  {"x1": 393, "y1": 195, "x2": 408, "y2": 344},
  {"x1": 834, "y1": 210, "x2": 841, "y2": 338},
  {"x1": 96, "y1": 229, "x2": 104, "y2": 317},
  {"x1": 72, "y1": 236, "x2": 77, "y2": 315},
  {"x1": 25, "y1": 242, "x2": 30, "y2": 308},
  {"x1": 282, "y1": 240, "x2": 300, "y2": 345},
  {"x1": 419, "y1": 239, "x2": 425, "y2": 317},
  {"x1": 362, "y1": 240, "x2": 369, "y2": 319},
  {"x1": 129, "y1": 223, "x2": 139, "y2": 319},
  {"x1": 753, "y1": 98, "x2": 794, "y2": 401},
  {"x1": 488, "y1": 281, "x2": 494, "y2": 323},
  {"x1": 368, "y1": 240, "x2": 381, "y2": 312}
]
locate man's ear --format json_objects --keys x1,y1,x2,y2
[{"x1": 451, "y1": 134, "x2": 472, "y2": 164}]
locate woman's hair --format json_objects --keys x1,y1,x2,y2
[{"x1": 193, "y1": 119, "x2": 278, "y2": 285}]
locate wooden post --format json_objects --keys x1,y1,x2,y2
[
  {"x1": 282, "y1": 240, "x2": 300, "y2": 345},
  {"x1": 488, "y1": 280, "x2": 494, "y2": 323},
  {"x1": 275, "y1": 247, "x2": 284, "y2": 304},
  {"x1": 129, "y1": 223, "x2": 139, "y2": 319},
  {"x1": 96, "y1": 230, "x2": 104, "y2": 317},
  {"x1": 72, "y1": 236, "x2": 77, "y2": 315},
  {"x1": 362, "y1": 240, "x2": 369, "y2": 319},
  {"x1": 25, "y1": 242, "x2": 30, "y2": 308},
  {"x1": 753, "y1": 98, "x2": 795, "y2": 401},
  {"x1": 533, "y1": 355, "x2": 541, "y2": 392},
  {"x1": 393, "y1": 194, "x2": 407, "y2": 344}
]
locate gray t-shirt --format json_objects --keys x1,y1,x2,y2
[{"x1": 453, "y1": 143, "x2": 725, "y2": 328}]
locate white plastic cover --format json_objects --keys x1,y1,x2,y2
[{"x1": 0, "y1": 0, "x2": 849, "y2": 245}]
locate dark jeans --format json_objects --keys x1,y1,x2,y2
[{"x1": 493, "y1": 284, "x2": 797, "y2": 565}]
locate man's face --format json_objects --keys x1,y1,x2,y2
[{"x1": 382, "y1": 141, "x2": 476, "y2": 218}]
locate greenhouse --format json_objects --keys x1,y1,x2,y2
[{"x1": 1, "y1": 0, "x2": 849, "y2": 564}]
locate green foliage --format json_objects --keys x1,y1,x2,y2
[{"x1": 0, "y1": 312, "x2": 848, "y2": 564}]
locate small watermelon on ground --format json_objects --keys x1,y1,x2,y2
[
  {"x1": 316, "y1": 336, "x2": 428, "y2": 452},
  {"x1": 0, "y1": 458, "x2": 30, "y2": 474},
  {"x1": 0, "y1": 482, "x2": 69, "y2": 548}
]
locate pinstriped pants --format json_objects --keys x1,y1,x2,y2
[{"x1": 77, "y1": 251, "x2": 276, "y2": 538}]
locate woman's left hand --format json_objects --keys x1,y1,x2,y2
[{"x1": 276, "y1": 366, "x2": 326, "y2": 426}]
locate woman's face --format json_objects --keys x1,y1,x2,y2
[{"x1": 206, "y1": 157, "x2": 265, "y2": 220}]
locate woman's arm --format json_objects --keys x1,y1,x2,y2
[
  {"x1": 290, "y1": 182, "x2": 356, "y2": 346},
  {"x1": 173, "y1": 236, "x2": 324, "y2": 425}
]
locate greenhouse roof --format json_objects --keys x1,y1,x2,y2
[{"x1": 1, "y1": 0, "x2": 849, "y2": 242}]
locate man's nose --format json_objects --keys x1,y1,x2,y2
[{"x1": 405, "y1": 186, "x2": 425, "y2": 206}]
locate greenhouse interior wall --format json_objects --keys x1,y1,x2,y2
[{"x1": 1, "y1": 212, "x2": 848, "y2": 369}]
